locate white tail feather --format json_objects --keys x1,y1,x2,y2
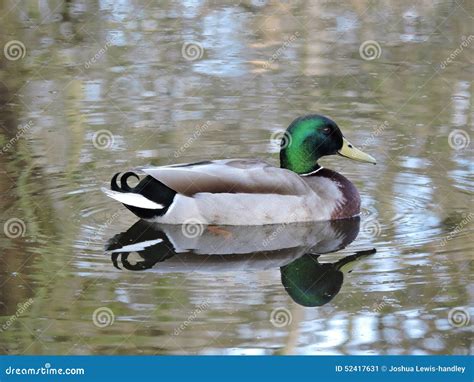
[
  {"x1": 101, "y1": 187, "x2": 164, "y2": 209},
  {"x1": 108, "y1": 239, "x2": 164, "y2": 253}
]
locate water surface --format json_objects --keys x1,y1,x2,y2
[{"x1": 0, "y1": 0, "x2": 472, "y2": 355}]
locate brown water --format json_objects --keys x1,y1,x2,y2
[{"x1": 0, "y1": 0, "x2": 472, "y2": 355}]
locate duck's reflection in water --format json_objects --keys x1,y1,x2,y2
[{"x1": 105, "y1": 218, "x2": 375, "y2": 307}]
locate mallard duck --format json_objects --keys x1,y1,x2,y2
[{"x1": 102, "y1": 114, "x2": 376, "y2": 225}]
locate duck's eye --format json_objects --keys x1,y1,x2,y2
[{"x1": 322, "y1": 127, "x2": 331, "y2": 135}]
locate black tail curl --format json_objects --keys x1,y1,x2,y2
[
  {"x1": 111, "y1": 172, "x2": 176, "y2": 220},
  {"x1": 111, "y1": 172, "x2": 139, "y2": 192},
  {"x1": 107, "y1": 220, "x2": 175, "y2": 270}
]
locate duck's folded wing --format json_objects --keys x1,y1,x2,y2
[{"x1": 140, "y1": 159, "x2": 311, "y2": 196}]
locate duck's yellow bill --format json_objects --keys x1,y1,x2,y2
[{"x1": 337, "y1": 137, "x2": 376, "y2": 164}]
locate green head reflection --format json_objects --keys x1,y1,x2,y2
[{"x1": 281, "y1": 250, "x2": 375, "y2": 307}]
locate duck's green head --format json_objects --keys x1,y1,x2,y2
[{"x1": 279, "y1": 114, "x2": 376, "y2": 174}]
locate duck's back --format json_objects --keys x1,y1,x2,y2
[{"x1": 141, "y1": 159, "x2": 312, "y2": 196}]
